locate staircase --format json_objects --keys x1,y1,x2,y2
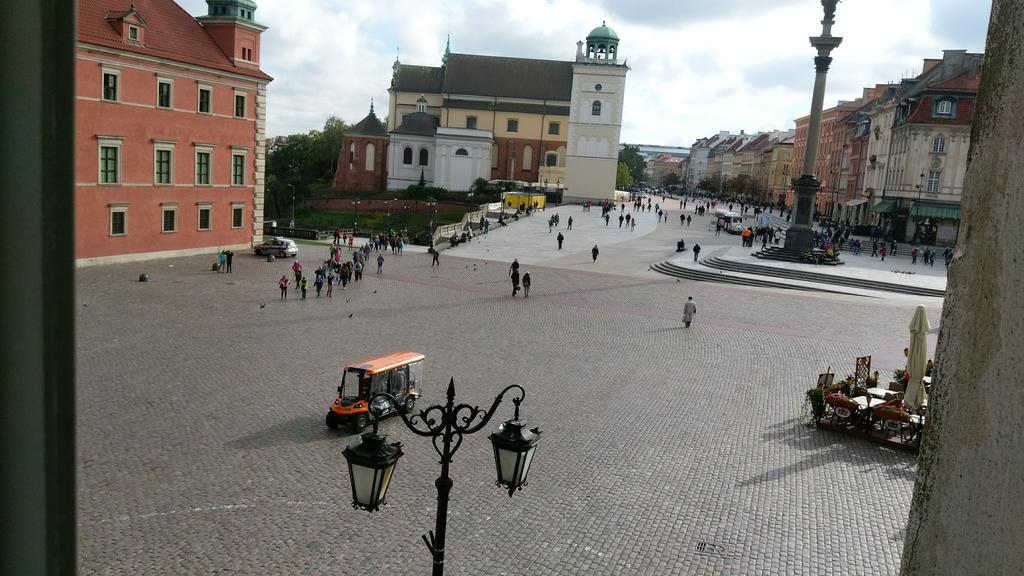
[{"x1": 650, "y1": 261, "x2": 854, "y2": 296}]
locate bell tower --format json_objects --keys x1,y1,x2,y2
[
  {"x1": 565, "y1": 22, "x2": 629, "y2": 202},
  {"x1": 197, "y1": 0, "x2": 267, "y2": 69}
]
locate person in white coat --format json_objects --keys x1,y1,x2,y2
[{"x1": 683, "y1": 296, "x2": 697, "y2": 327}]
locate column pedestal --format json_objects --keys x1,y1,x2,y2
[{"x1": 783, "y1": 174, "x2": 821, "y2": 252}]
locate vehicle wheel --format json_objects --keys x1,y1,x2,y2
[
  {"x1": 403, "y1": 397, "x2": 416, "y2": 414},
  {"x1": 326, "y1": 411, "x2": 340, "y2": 430},
  {"x1": 279, "y1": 250, "x2": 287, "y2": 258},
  {"x1": 255, "y1": 249, "x2": 262, "y2": 256},
  {"x1": 351, "y1": 413, "x2": 369, "y2": 433}
]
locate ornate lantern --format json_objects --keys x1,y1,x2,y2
[
  {"x1": 343, "y1": 431, "x2": 403, "y2": 512},
  {"x1": 489, "y1": 418, "x2": 541, "y2": 497}
]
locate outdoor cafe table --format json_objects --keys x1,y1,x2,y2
[{"x1": 866, "y1": 387, "x2": 901, "y2": 400}]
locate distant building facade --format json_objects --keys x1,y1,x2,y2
[
  {"x1": 75, "y1": 0, "x2": 271, "y2": 264},
  {"x1": 376, "y1": 24, "x2": 628, "y2": 201},
  {"x1": 333, "y1": 104, "x2": 389, "y2": 193}
]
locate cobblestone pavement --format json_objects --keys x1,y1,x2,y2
[{"x1": 77, "y1": 216, "x2": 939, "y2": 575}]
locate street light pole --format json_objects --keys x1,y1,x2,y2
[
  {"x1": 288, "y1": 184, "x2": 295, "y2": 229},
  {"x1": 783, "y1": 0, "x2": 842, "y2": 252},
  {"x1": 352, "y1": 199, "x2": 361, "y2": 234},
  {"x1": 343, "y1": 379, "x2": 541, "y2": 576}
]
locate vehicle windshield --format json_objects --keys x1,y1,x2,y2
[{"x1": 342, "y1": 368, "x2": 369, "y2": 398}]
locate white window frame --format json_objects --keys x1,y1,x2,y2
[
  {"x1": 197, "y1": 84, "x2": 213, "y2": 114},
  {"x1": 128, "y1": 25, "x2": 139, "y2": 41},
  {"x1": 233, "y1": 90, "x2": 247, "y2": 118},
  {"x1": 936, "y1": 99, "x2": 953, "y2": 116},
  {"x1": 231, "y1": 203, "x2": 245, "y2": 229},
  {"x1": 230, "y1": 148, "x2": 247, "y2": 186},
  {"x1": 197, "y1": 203, "x2": 213, "y2": 231},
  {"x1": 195, "y1": 145, "x2": 214, "y2": 186},
  {"x1": 932, "y1": 135, "x2": 946, "y2": 153},
  {"x1": 109, "y1": 205, "x2": 128, "y2": 236},
  {"x1": 156, "y1": 77, "x2": 173, "y2": 109},
  {"x1": 161, "y1": 204, "x2": 178, "y2": 233},
  {"x1": 927, "y1": 170, "x2": 941, "y2": 193},
  {"x1": 153, "y1": 141, "x2": 175, "y2": 185},
  {"x1": 97, "y1": 137, "x2": 123, "y2": 185},
  {"x1": 101, "y1": 67, "x2": 121, "y2": 102}
]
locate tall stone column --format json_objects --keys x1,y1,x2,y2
[
  {"x1": 784, "y1": 1, "x2": 842, "y2": 252},
  {"x1": 901, "y1": 1, "x2": 1024, "y2": 574}
]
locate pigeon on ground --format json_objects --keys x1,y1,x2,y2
[
  {"x1": 348, "y1": 313, "x2": 353, "y2": 318},
  {"x1": 372, "y1": 290, "x2": 377, "y2": 294},
  {"x1": 260, "y1": 303, "x2": 266, "y2": 308},
  {"x1": 345, "y1": 298, "x2": 351, "y2": 303}
]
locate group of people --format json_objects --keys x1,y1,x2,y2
[
  {"x1": 509, "y1": 258, "x2": 532, "y2": 297},
  {"x1": 277, "y1": 241, "x2": 389, "y2": 301}
]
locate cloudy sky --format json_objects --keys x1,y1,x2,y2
[{"x1": 180, "y1": 0, "x2": 990, "y2": 146}]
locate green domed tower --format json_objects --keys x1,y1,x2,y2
[{"x1": 585, "y1": 21, "x2": 619, "y2": 61}]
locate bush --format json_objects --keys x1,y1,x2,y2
[{"x1": 405, "y1": 184, "x2": 450, "y2": 201}]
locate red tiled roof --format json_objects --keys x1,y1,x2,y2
[
  {"x1": 78, "y1": 0, "x2": 271, "y2": 81},
  {"x1": 929, "y1": 73, "x2": 981, "y2": 91}
]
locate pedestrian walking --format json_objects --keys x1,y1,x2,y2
[
  {"x1": 625, "y1": 213, "x2": 631, "y2": 226},
  {"x1": 567, "y1": 216, "x2": 573, "y2": 230},
  {"x1": 522, "y1": 272, "x2": 531, "y2": 297},
  {"x1": 292, "y1": 260, "x2": 303, "y2": 286},
  {"x1": 693, "y1": 243, "x2": 701, "y2": 262},
  {"x1": 630, "y1": 219, "x2": 636, "y2": 231},
  {"x1": 682, "y1": 296, "x2": 697, "y2": 328},
  {"x1": 618, "y1": 214, "x2": 624, "y2": 228},
  {"x1": 377, "y1": 254, "x2": 384, "y2": 274},
  {"x1": 592, "y1": 245, "x2": 599, "y2": 262},
  {"x1": 912, "y1": 246, "x2": 919, "y2": 265},
  {"x1": 217, "y1": 250, "x2": 227, "y2": 273},
  {"x1": 354, "y1": 261, "x2": 363, "y2": 282},
  {"x1": 314, "y1": 273, "x2": 324, "y2": 297},
  {"x1": 880, "y1": 244, "x2": 888, "y2": 261},
  {"x1": 557, "y1": 232, "x2": 564, "y2": 250},
  {"x1": 300, "y1": 276, "x2": 308, "y2": 299},
  {"x1": 431, "y1": 248, "x2": 440, "y2": 266},
  {"x1": 687, "y1": 215, "x2": 691, "y2": 226},
  {"x1": 326, "y1": 270, "x2": 334, "y2": 298},
  {"x1": 224, "y1": 249, "x2": 233, "y2": 273},
  {"x1": 680, "y1": 213, "x2": 685, "y2": 226},
  {"x1": 511, "y1": 269, "x2": 520, "y2": 297},
  {"x1": 604, "y1": 213, "x2": 610, "y2": 226},
  {"x1": 278, "y1": 275, "x2": 288, "y2": 301}
]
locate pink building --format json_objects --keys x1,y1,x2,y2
[{"x1": 75, "y1": 0, "x2": 271, "y2": 264}]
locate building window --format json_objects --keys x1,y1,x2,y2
[
  {"x1": 927, "y1": 170, "x2": 941, "y2": 193},
  {"x1": 102, "y1": 71, "x2": 119, "y2": 101},
  {"x1": 365, "y1": 143, "x2": 375, "y2": 171},
  {"x1": 402, "y1": 147, "x2": 413, "y2": 165},
  {"x1": 545, "y1": 152, "x2": 557, "y2": 167},
  {"x1": 418, "y1": 148, "x2": 429, "y2": 166},
  {"x1": 523, "y1": 145, "x2": 533, "y2": 171},
  {"x1": 232, "y1": 153, "x2": 245, "y2": 185},
  {"x1": 507, "y1": 119, "x2": 518, "y2": 133},
  {"x1": 155, "y1": 148, "x2": 172, "y2": 184},
  {"x1": 99, "y1": 144, "x2": 119, "y2": 184},
  {"x1": 466, "y1": 116, "x2": 477, "y2": 129},
  {"x1": 109, "y1": 206, "x2": 127, "y2": 236},
  {"x1": 234, "y1": 94, "x2": 246, "y2": 118},
  {"x1": 932, "y1": 135, "x2": 946, "y2": 153},
  {"x1": 592, "y1": 101, "x2": 602, "y2": 116},
  {"x1": 128, "y1": 26, "x2": 139, "y2": 41},
  {"x1": 157, "y1": 80, "x2": 172, "y2": 108},
  {"x1": 197, "y1": 205, "x2": 212, "y2": 231},
  {"x1": 935, "y1": 99, "x2": 954, "y2": 116},
  {"x1": 548, "y1": 122, "x2": 560, "y2": 135},
  {"x1": 232, "y1": 205, "x2": 245, "y2": 228},
  {"x1": 162, "y1": 206, "x2": 177, "y2": 233},
  {"x1": 455, "y1": 148, "x2": 469, "y2": 156},
  {"x1": 198, "y1": 86, "x2": 212, "y2": 113},
  {"x1": 595, "y1": 83, "x2": 602, "y2": 92},
  {"x1": 349, "y1": 142, "x2": 355, "y2": 169},
  {"x1": 196, "y1": 151, "x2": 211, "y2": 185}
]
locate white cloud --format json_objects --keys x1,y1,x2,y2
[{"x1": 177, "y1": 0, "x2": 990, "y2": 145}]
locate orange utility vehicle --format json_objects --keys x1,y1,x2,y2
[{"x1": 326, "y1": 352, "x2": 424, "y2": 433}]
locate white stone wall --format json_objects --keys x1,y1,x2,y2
[
  {"x1": 433, "y1": 129, "x2": 492, "y2": 191},
  {"x1": 252, "y1": 83, "x2": 268, "y2": 245},
  {"x1": 387, "y1": 134, "x2": 435, "y2": 189},
  {"x1": 566, "y1": 62, "x2": 627, "y2": 200}
]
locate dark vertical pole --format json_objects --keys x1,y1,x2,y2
[
  {"x1": 429, "y1": 380, "x2": 457, "y2": 576},
  {"x1": 0, "y1": 0, "x2": 76, "y2": 574}
]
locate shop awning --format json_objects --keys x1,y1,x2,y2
[
  {"x1": 871, "y1": 199, "x2": 899, "y2": 214},
  {"x1": 844, "y1": 197, "x2": 869, "y2": 207},
  {"x1": 910, "y1": 201, "x2": 961, "y2": 221}
]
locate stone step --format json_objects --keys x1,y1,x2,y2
[
  {"x1": 700, "y1": 257, "x2": 945, "y2": 298},
  {"x1": 650, "y1": 262, "x2": 853, "y2": 296}
]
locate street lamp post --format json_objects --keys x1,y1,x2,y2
[
  {"x1": 383, "y1": 199, "x2": 392, "y2": 233},
  {"x1": 426, "y1": 198, "x2": 437, "y2": 241},
  {"x1": 351, "y1": 199, "x2": 361, "y2": 234},
  {"x1": 403, "y1": 202, "x2": 411, "y2": 235},
  {"x1": 783, "y1": 0, "x2": 842, "y2": 252},
  {"x1": 288, "y1": 184, "x2": 295, "y2": 229},
  {"x1": 343, "y1": 378, "x2": 541, "y2": 576}
]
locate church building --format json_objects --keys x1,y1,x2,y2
[{"x1": 335, "y1": 23, "x2": 628, "y2": 203}]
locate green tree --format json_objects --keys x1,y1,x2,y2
[
  {"x1": 616, "y1": 161, "x2": 633, "y2": 189},
  {"x1": 618, "y1": 144, "x2": 646, "y2": 184},
  {"x1": 662, "y1": 172, "x2": 681, "y2": 187},
  {"x1": 265, "y1": 116, "x2": 349, "y2": 218}
]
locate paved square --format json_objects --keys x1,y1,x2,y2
[{"x1": 77, "y1": 206, "x2": 936, "y2": 575}]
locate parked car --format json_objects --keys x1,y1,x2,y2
[{"x1": 254, "y1": 237, "x2": 298, "y2": 257}]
